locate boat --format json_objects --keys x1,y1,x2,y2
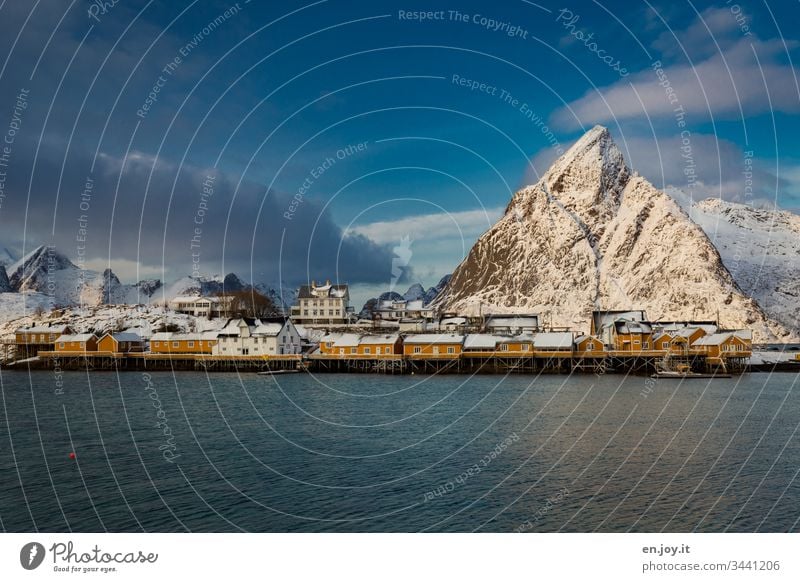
[
  {"x1": 651, "y1": 371, "x2": 731, "y2": 379},
  {"x1": 257, "y1": 369, "x2": 299, "y2": 375}
]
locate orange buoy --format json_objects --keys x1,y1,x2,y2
[{"x1": 68, "y1": 452, "x2": 76, "y2": 460}]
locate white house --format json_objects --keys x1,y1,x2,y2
[
  {"x1": 211, "y1": 318, "x2": 301, "y2": 356},
  {"x1": 170, "y1": 295, "x2": 235, "y2": 318},
  {"x1": 290, "y1": 280, "x2": 352, "y2": 325}
]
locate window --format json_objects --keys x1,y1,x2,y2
[
  {"x1": 153, "y1": 341, "x2": 159, "y2": 347},
  {"x1": 303, "y1": 310, "x2": 309, "y2": 316},
  {"x1": 433, "y1": 346, "x2": 440, "y2": 354},
  {"x1": 188, "y1": 341, "x2": 195, "y2": 348},
  {"x1": 59, "y1": 342, "x2": 65, "y2": 349},
  {"x1": 80, "y1": 342, "x2": 85, "y2": 349},
  {"x1": 364, "y1": 347, "x2": 371, "y2": 355},
  {"x1": 447, "y1": 346, "x2": 455, "y2": 354},
  {"x1": 413, "y1": 346, "x2": 421, "y2": 354},
  {"x1": 500, "y1": 344, "x2": 509, "y2": 351},
  {"x1": 339, "y1": 348, "x2": 345, "y2": 355},
  {"x1": 350, "y1": 347, "x2": 356, "y2": 354},
  {"x1": 376, "y1": 347, "x2": 381, "y2": 355},
  {"x1": 523, "y1": 344, "x2": 530, "y2": 351},
  {"x1": 172, "y1": 341, "x2": 179, "y2": 348},
  {"x1": 643, "y1": 342, "x2": 649, "y2": 349},
  {"x1": 662, "y1": 342, "x2": 669, "y2": 349}
]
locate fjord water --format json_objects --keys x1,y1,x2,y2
[{"x1": 0, "y1": 370, "x2": 798, "y2": 532}]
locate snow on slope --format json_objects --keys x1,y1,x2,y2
[
  {"x1": 0, "y1": 303, "x2": 229, "y2": 340},
  {"x1": 437, "y1": 125, "x2": 792, "y2": 342},
  {"x1": 687, "y1": 198, "x2": 800, "y2": 333}
]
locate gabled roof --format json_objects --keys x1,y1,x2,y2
[
  {"x1": 534, "y1": 332, "x2": 574, "y2": 349},
  {"x1": 613, "y1": 320, "x2": 653, "y2": 334},
  {"x1": 16, "y1": 324, "x2": 71, "y2": 334},
  {"x1": 674, "y1": 327, "x2": 701, "y2": 338},
  {"x1": 253, "y1": 323, "x2": 284, "y2": 336},
  {"x1": 464, "y1": 334, "x2": 507, "y2": 350},
  {"x1": 693, "y1": 332, "x2": 737, "y2": 346},
  {"x1": 150, "y1": 332, "x2": 173, "y2": 341},
  {"x1": 105, "y1": 332, "x2": 143, "y2": 342},
  {"x1": 56, "y1": 333, "x2": 96, "y2": 342},
  {"x1": 359, "y1": 334, "x2": 399, "y2": 345},
  {"x1": 403, "y1": 334, "x2": 464, "y2": 345},
  {"x1": 332, "y1": 333, "x2": 360, "y2": 347}
]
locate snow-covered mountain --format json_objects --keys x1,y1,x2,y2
[
  {"x1": 687, "y1": 198, "x2": 800, "y2": 334},
  {"x1": 436, "y1": 125, "x2": 792, "y2": 342},
  {"x1": 6, "y1": 245, "x2": 160, "y2": 306},
  {"x1": 358, "y1": 278, "x2": 452, "y2": 318},
  {"x1": 0, "y1": 265, "x2": 10, "y2": 293}
]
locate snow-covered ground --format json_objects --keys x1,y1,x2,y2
[{"x1": 0, "y1": 303, "x2": 229, "y2": 340}]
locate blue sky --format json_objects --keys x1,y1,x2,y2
[{"x1": 0, "y1": 0, "x2": 798, "y2": 307}]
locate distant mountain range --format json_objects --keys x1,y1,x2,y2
[
  {"x1": 358, "y1": 275, "x2": 451, "y2": 318},
  {"x1": 0, "y1": 245, "x2": 292, "y2": 321}
]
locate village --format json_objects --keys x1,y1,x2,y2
[{"x1": 0, "y1": 279, "x2": 762, "y2": 376}]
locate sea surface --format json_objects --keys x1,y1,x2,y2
[{"x1": 0, "y1": 369, "x2": 798, "y2": 532}]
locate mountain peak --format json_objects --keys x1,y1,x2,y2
[{"x1": 541, "y1": 125, "x2": 628, "y2": 199}]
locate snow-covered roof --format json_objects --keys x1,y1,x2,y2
[
  {"x1": 614, "y1": 320, "x2": 653, "y2": 334},
  {"x1": 486, "y1": 315, "x2": 539, "y2": 328},
  {"x1": 332, "y1": 333, "x2": 360, "y2": 347},
  {"x1": 533, "y1": 332, "x2": 574, "y2": 349},
  {"x1": 674, "y1": 327, "x2": 701, "y2": 338},
  {"x1": 403, "y1": 334, "x2": 464, "y2": 345},
  {"x1": 574, "y1": 334, "x2": 600, "y2": 344},
  {"x1": 150, "y1": 332, "x2": 173, "y2": 341},
  {"x1": 253, "y1": 323, "x2": 283, "y2": 336},
  {"x1": 56, "y1": 333, "x2": 96, "y2": 342},
  {"x1": 733, "y1": 329, "x2": 752, "y2": 340},
  {"x1": 16, "y1": 324, "x2": 71, "y2": 333},
  {"x1": 405, "y1": 299, "x2": 424, "y2": 310},
  {"x1": 319, "y1": 332, "x2": 342, "y2": 343},
  {"x1": 693, "y1": 333, "x2": 735, "y2": 346},
  {"x1": 439, "y1": 317, "x2": 466, "y2": 325},
  {"x1": 359, "y1": 334, "x2": 399, "y2": 345},
  {"x1": 463, "y1": 334, "x2": 508, "y2": 350}
]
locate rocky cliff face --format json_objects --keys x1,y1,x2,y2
[
  {"x1": 0, "y1": 265, "x2": 11, "y2": 292},
  {"x1": 437, "y1": 125, "x2": 791, "y2": 341}
]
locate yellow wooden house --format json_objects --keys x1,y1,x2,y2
[
  {"x1": 357, "y1": 334, "x2": 402, "y2": 357},
  {"x1": 97, "y1": 332, "x2": 145, "y2": 354},
  {"x1": 403, "y1": 334, "x2": 464, "y2": 358},
  {"x1": 692, "y1": 332, "x2": 752, "y2": 359},
  {"x1": 54, "y1": 334, "x2": 99, "y2": 353},
  {"x1": 610, "y1": 320, "x2": 654, "y2": 352},
  {"x1": 14, "y1": 324, "x2": 72, "y2": 358},
  {"x1": 150, "y1": 332, "x2": 218, "y2": 354},
  {"x1": 574, "y1": 335, "x2": 605, "y2": 356}
]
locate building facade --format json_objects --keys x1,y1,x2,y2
[{"x1": 291, "y1": 280, "x2": 351, "y2": 325}]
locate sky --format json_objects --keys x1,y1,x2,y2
[{"x1": 0, "y1": 0, "x2": 798, "y2": 309}]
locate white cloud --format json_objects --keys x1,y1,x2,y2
[
  {"x1": 348, "y1": 207, "x2": 504, "y2": 244},
  {"x1": 552, "y1": 8, "x2": 800, "y2": 129}
]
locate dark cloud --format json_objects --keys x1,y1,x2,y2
[{"x1": 0, "y1": 143, "x2": 403, "y2": 286}]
